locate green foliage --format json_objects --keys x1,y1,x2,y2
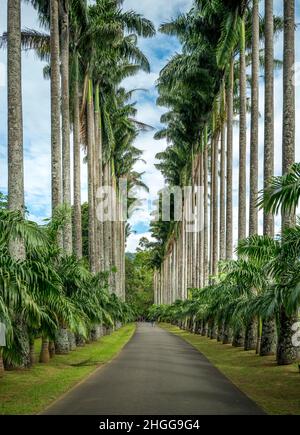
[
  {"x1": 258, "y1": 162, "x2": 300, "y2": 215},
  {"x1": 0, "y1": 0, "x2": 154, "y2": 368},
  {"x1": 151, "y1": 1, "x2": 284, "y2": 270},
  {"x1": 0, "y1": 209, "x2": 134, "y2": 366},
  {"x1": 149, "y1": 226, "x2": 300, "y2": 331},
  {"x1": 125, "y1": 243, "x2": 154, "y2": 317},
  {"x1": 0, "y1": 193, "x2": 8, "y2": 209}
]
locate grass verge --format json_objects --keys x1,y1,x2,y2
[
  {"x1": 0, "y1": 323, "x2": 136, "y2": 415},
  {"x1": 160, "y1": 323, "x2": 300, "y2": 415}
]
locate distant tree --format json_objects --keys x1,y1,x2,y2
[{"x1": 125, "y1": 242, "x2": 154, "y2": 317}]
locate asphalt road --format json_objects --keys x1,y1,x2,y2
[{"x1": 43, "y1": 323, "x2": 265, "y2": 415}]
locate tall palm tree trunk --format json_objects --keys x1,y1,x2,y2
[
  {"x1": 245, "y1": 0, "x2": 259, "y2": 352},
  {"x1": 50, "y1": 0, "x2": 67, "y2": 355},
  {"x1": 212, "y1": 132, "x2": 219, "y2": 277},
  {"x1": 110, "y1": 164, "x2": 117, "y2": 293},
  {"x1": 94, "y1": 84, "x2": 101, "y2": 272},
  {"x1": 7, "y1": 0, "x2": 30, "y2": 368},
  {"x1": 87, "y1": 79, "x2": 96, "y2": 272},
  {"x1": 277, "y1": 0, "x2": 297, "y2": 366},
  {"x1": 98, "y1": 118, "x2": 105, "y2": 271},
  {"x1": 249, "y1": 0, "x2": 259, "y2": 238},
  {"x1": 191, "y1": 156, "x2": 197, "y2": 287},
  {"x1": 50, "y1": 0, "x2": 62, "y2": 216},
  {"x1": 226, "y1": 57, "x2": 234, "y2": 260},
  {"x1": 119, "y1": 193, "x2": 125, "y2": 299},
  {"x1": 7, "y1": 0, "x2": 25, "y2": 250},
  {"x1": 182, "y1": 209, "x2": 187, "y2": 298},
  {"x1": 203, "y1": 132, "x2": 209, "y2": 285},
  {"x1": 198, "y1": 152, "x2": 204, "y2": 287},
  {"x1": 73, "y1": 53, "x2": 82, "y2": 258},
  {"x1": 219, "y1": 87, "x2": 226, "y2": 261},
  {"x1": 180, "y1": 223, "x2": 184, "y2": 298},
  {"x1": 209, "y1": 140, "x2": 214, "y2": 278},
  {"x1": 238, "y1": 17, "x2": 247, "y2": 243},
  {"x1": 103, "y1": 162, "x2": 111, "y2": 272},
  {"x1": 261, "y1": 0, "x2": 277, "y2": 357},
  {"x1": 60, "y1": 0, "x2": 72, "y2": 254},
  {"x1": 233, "y1": 20, "x2": 247, "y2": 348}
]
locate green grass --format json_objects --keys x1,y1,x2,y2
[
  {"x1": 160, "y1": 323, "x2": 300, "y2": 415},
  {"x1": 0, "y1": 323, "x2": 136, "y2": 415}
]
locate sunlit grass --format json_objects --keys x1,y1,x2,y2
[
  {"x1": 160, "y1": 323, "x2": 300, "y2": 415},
  {"x1": 0, "y1": 323, "x2": 136, "y2": 415}
]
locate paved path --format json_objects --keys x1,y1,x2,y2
[{"x1": 43, "y1": 323, "x2": 264, "y2": 415}]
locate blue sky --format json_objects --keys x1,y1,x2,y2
[{"x1": 0, "y1": 0, "x2": 300, "y2": 252}]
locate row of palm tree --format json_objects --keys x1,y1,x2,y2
[
  {"x1": 0, "y1": 203, "x2": 135, "y2": 375},
  {"x1": 149, "y1": 213, "x2": 300, "y2": 361},
  {"x1": 150, "y1": 0, "x2": 298, "y2": 365},
  {"x1": 1, "y1": 1, "x2": 155, "y2": 370}
]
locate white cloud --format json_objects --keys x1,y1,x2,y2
[
  {"x1": 123, "y1": 0, "x2": 193, "y2": 27},
  {"x1": 126, "y1": 231, "x2": 154, "y2": 252},
  {"x1": 122, "y1": 72, "x2": 158, "y2": 93},
  {"x1": 135, "y1": 101, "x2": 166, "y2": 127}
]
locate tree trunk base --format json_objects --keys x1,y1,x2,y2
[
  {"x1": 222, "y1": 325, "x2": 232, "y2": 344},
  {"x1": 217, "y1": 322, "x2": 224, "y2": 342},
  {"x1": 55, "y1": 328, "x2": 69, "y2": 355},
  {"x1": 49, "y1": 341, "x2": 55, "y2": 358},
  {"x1": 75, "y1": 335, "x2": 86, "y2": 347},
  {"x1": 90, "y1": 324, "x2": 102, "y2": 341},
  {"x1": 260, "y1": 318, "x2": 276, "y2": 356},
  {"x1": 5, "y1": 320, "x2": 30, "y2": 369},
  {"x1": 276, "y1": 309, "x2": 297, "y2": 365},
  {"x1": 232, "y1": 330, "x2": 244, "y2": 348},
  {"x1": 39, "y1": 338, "x2": 50, "y2": 363},
  {"x1": 244, "y1": 319, "x2": 257, "y2": 351},
  {"x1": 29, "y1": 340, "x2": 35, "y2": 367},
  {"x1": 68, "y1": 331, "x2": 77, "y2": 350},
  {"x1": 210, "y1": 323, "x2": 217, "y2": 340},
  {"x1": 201, "y1": 323, "x2": 208, "y2": 336}
]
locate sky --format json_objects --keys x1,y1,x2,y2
[{"x1": 0, "y1": 0, "x2": 300, "y2": 253}]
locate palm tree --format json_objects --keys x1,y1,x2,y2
[
  {"x1": 7, "y1": 0, "x2": 25, "y2": 255},
  {"x1": 203, "y1": 129, "x2": 209, "y2": 285},
  {"x1": 277, "y1": 0, "x2": 296, "y2": 366},
  {"x1": 212, "y1": 110, "x2": 219, "y2": 278},
  {"x1": 214, "y1": 1, "x2": 250, "y2": 265},
  {"x1": 249, "y1": 0, "x2": 259, "y2": 238},
  {"x1": 14, "y1": 0, "x2": 63, "y2": 248},
  {"x1": 263, "y1": 0, "x2": 275, "y2": 237},
  {"x1": 260, "y1": 0, "x2": 276, "y2": 357},
  {"x1": 219, "y1": 85, "x2": 226, "y2": 262},
  {"x1": 244, "y1": 0, "x2": 259, "y2": 352},
  {"x1": 80, "y1": 0, "x2": 155, "y2": 278},
  {"x1": 226, "y1": 57, "x2": 234, "y2": 260},
  {"x1": 6, "y1": 0, "x2": 30, "y2": 368},
  {"x1": 215, "y1": 1, "x2": 250, "y2": 348},
  {"x1": 259, "y1": 163, "x2": 300, "y2": 213},
  {"x1": 50, "y1": 0, "x2": 62, "y2": 225},
  {"x1": 0, "y1": 206, "x2": 136, "y2": 371},
  {"x1": 60, "y1": 0, "x2": 72, "y2": 254},
  {"x1": 72, "y1": 49, "x2": 82, "y2": 258},
  {"x1": 87, "y1": 78, "x2": 96, "y2": 272},
  {"x1": 70, "y1": 0, "x2": 89, "y2": 259},
  {"x1": 238, "y1": 16, "x2": 247, "y2": 244}
]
